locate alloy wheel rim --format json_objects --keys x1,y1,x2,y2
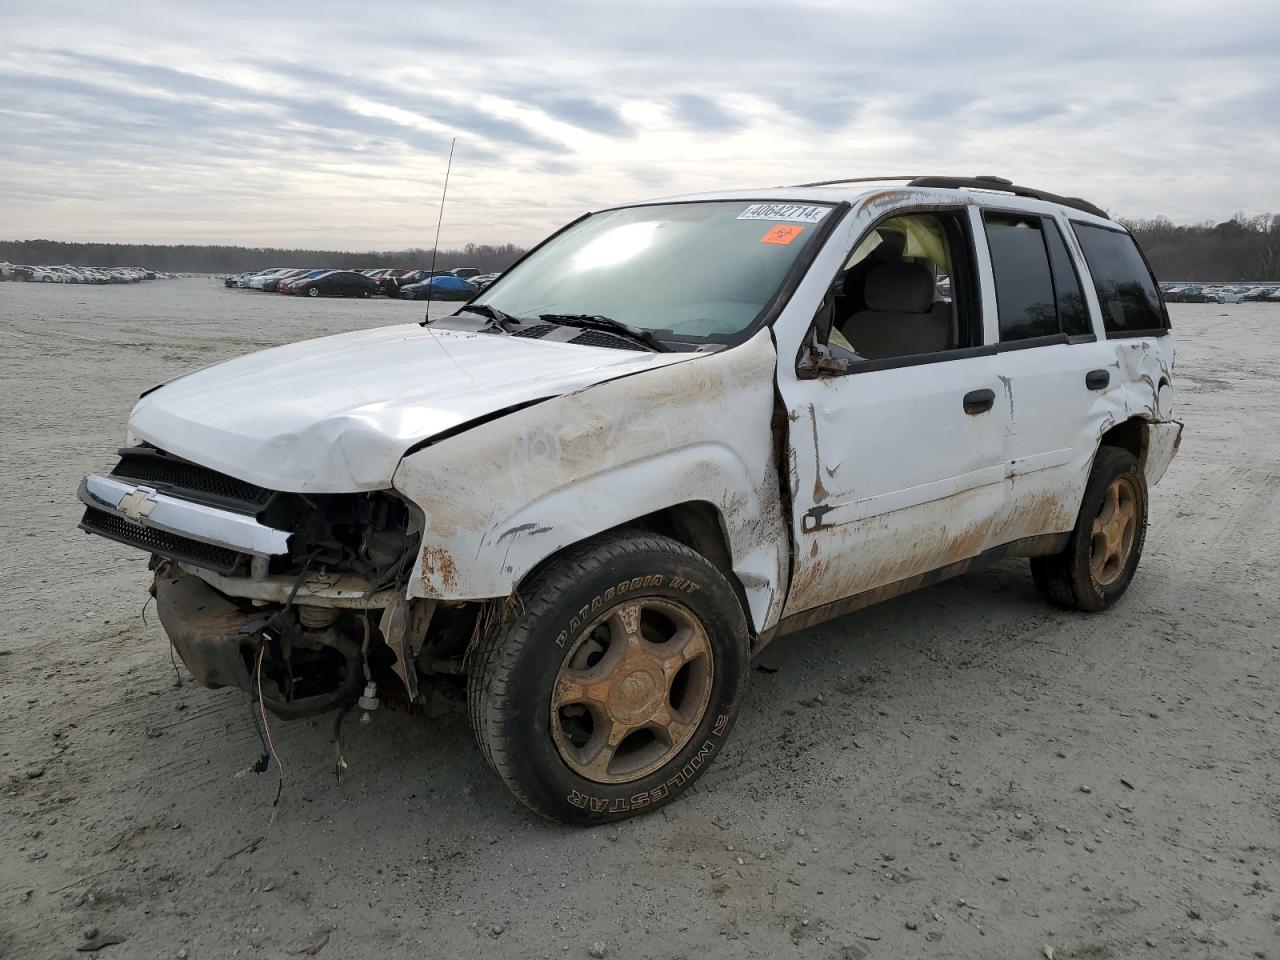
[
  {"x1": 550, "y1": 598, "x2": 714, "y2": 784},
  {"x1": 1090, "y1": 475, "x2": 1138, "y2": 587}
]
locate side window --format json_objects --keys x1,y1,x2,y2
[
  {"x1": 825, "y1": 210, "x2": 977, "y2": 362},
  {"x1": 1072, "y1": 223, "x2": 1167, "y2": 335},
  {"x1": 983, "y1": 213, "x2": 1057, "y2": 341},
  {"x1": 1042, "y1": 220, "x2": 1091, "y2": 336}
]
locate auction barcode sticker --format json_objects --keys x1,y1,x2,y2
[{"x1": 737, "y1": 203, "x2": 828, "y2": 223}]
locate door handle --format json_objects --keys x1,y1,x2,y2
[
  {"x1": 1085, "y1": 369, "x2": 1110, "y2": 391},
  {"x1": 963, "y1": 388, "x2": 996, "y2": 415}
]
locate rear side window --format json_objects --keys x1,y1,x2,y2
[
  {"x1": 1072, "y1": 224, "x2": 1166, "y2": 335},
  {"x1": 983, "y1": 213, "x2": 1058, "y2": 341}
]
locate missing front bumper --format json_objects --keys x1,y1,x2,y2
[{"x1": 153, "y1": 570, "x2": 364, "y2": 718}]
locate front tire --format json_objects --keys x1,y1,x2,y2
[
  {"x1": 307, "y1": 286, "x2": 320, "y2": 298},
  {"x1": 468, "y1": 532, "x2": 750, "y2": 824},
  {"x1": 1031, "y1": 446, "x2": 1148, "y2": 611}
]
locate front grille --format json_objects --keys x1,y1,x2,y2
[
  {"x1": 80, "y1": 507, "x2": 246, "y2": 574},
  {"x1": 112, "y1": 448, "x2": 273, "y2": 513},
  {"x1": 569, "y1": 330, "x2": 647, "y2": 351}
]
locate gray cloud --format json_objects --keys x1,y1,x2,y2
[
  {"x1": 0, "y1": 0, "x2": 1277, "y2": 245},
  {"x1": 669, "y1": 94, "x2": 743, "y2": 132}
]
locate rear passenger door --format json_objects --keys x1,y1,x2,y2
[{"x1": 977, "y1": 208, "x2": 1117, "y2": 543}]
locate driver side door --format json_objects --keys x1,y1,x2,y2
[{"x1": 776, "y1": 206, "x2": 1011, "y2": 621}]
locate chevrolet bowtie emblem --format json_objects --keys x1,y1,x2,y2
[{"x1": 117, "y1": 488, "x2": 158, "y2": 522}]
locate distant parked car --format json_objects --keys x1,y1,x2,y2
[
  {"x1": 246, "y1": 268, "x2": 294, "y2": 290},
  {"x1": 262, "y1": 269, "x2": 309, "y2": 292},
  {"x1": 450, "y1": 266, "x2": 482, "y2": 279},
  {"x1": 470, "y1": 272, "x2": 501, "y2": 291},
  {"x1": 293, "y1": 270, "x2": 380, "y2": 298},
  {"x1": 278, "y1": 270, "x2": 334, "y2": 294},
  {"x1": 398, "y1": 274, "x2": 477, "y2": 300}
]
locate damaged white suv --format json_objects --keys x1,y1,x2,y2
[{"x1": 79, "y1": 175, "x2": 1181, "y2": 823}]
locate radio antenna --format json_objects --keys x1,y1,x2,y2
[{"x1": 422, "y1": 138, "x2": 455, "y2": 323}]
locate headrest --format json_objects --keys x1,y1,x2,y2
[{"x1": 864, "y1": 262, "x2": 935, "y2": 314}]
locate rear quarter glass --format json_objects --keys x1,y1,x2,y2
[{"x1": 1071, "y1": 223, "x2": 1166, "y2": 334}]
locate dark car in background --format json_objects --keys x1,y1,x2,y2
[{"x1": 294, "y1": 270, "x2": 380, "y2": 298}]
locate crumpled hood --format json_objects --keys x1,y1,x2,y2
[{"x1": 128, "y1": 323, "x2": 697, "y2": 492}]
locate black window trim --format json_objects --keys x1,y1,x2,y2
[
  {"x1": 1040, "y1": 214, "x2": 1095, "y2": 342},
  {"x1": 797, "y1": 202, "x2": 984, "y2": 378},
  {"x1": 1068, "y1": 218, "x2": 1171, "y2": 339},
  {"x1": 979, "y1": 206, "x2": 1098, "y2": 346}
]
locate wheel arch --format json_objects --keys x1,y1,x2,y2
[
  {"x1": 1098, "y1": 416, "x2": 1148, "y2": 464},
  {"x1": 515, "y1": 500, "x2": 756, "y2": 641}
]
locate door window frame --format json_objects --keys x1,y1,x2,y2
[
  {"x1": 795, "y1": 203, "x2": 991, "y2": 377},
  {"x1": 978, "y1": 205, "x2": 1099, "y2": 352}
]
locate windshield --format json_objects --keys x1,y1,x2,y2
[{"x1": 474, "y1": 200, "x2": 835, "y2": 342}]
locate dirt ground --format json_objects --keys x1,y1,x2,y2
[{"x1": 1, "y1": 278, "x2": 1277, "y2": 960}]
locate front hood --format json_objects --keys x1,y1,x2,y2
[{"x1": 129, "y1": 323, "x2": 698, "y2": 492}]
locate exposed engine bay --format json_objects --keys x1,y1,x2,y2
[{"x1": 79, "y1": 444, "x2": 481, "y2": 716}]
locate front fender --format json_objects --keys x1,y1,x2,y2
[{"x1": 391, "y1": 329, "x2": 788, "y2": 632}]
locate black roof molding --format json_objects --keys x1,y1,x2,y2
[{"x1": 788, "y1": 174, "x2": 1109, "y2": 220}]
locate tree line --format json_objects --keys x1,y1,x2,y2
[
  {"x1": 0, "y1": 240, "x2": 528, "y2": 275},
  {"x1": 1122, "y1": 213, "x2": 1280, "y2": 282},
  {"x1": 3, "y1": 213, "x2": 1278, "y2": 281}
]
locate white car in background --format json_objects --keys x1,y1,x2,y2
[
  {"x1": 246, "y1": 267, "x2": 295, "y2": 290},
  {"x1": 79, "y1": 174, "x2": 1181, "y2": 825}
]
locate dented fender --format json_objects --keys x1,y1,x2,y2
[{"x1": 391, "y1": 329, "x2": 789, "y2": 633}]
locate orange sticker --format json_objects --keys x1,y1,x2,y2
[{"x1": 761, "y1": 224, "x2": 804, "y2": 245}]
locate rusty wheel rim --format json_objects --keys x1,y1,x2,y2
[
  {"x1": 550, "y1": 598, "x2": 715, "y2": 785},
  {"x1": 1090, "y1": 475, "x2": 1138, "y2": 587}
]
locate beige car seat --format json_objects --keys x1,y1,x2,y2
[{"x1": 841, "y1": 262, "x2": 953, "y2": 359}]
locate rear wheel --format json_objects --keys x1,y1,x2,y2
[
  {"x1": 307, "y1": 286, "x2": 321, "y2": 298},
  {"x1": 468, "y1": 532, "x2": 750, "y2": 824},
  {"x1": 1031, "y1": 446, "x2": 1147, "y2": 611}
]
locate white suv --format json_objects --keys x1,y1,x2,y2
[{"x1": 78, "y1": 175, "x2": 1181, "y2": 823}]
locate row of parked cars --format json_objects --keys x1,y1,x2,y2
[
  {"x1": 0, "y1": 262, "x2": 169, "y2": 283},
  {"x1": 223, "y1": 266, "x2": 500, "y2": 300},
  {"x1": 1160, "y1": 281, "x2": 1280, "y2": 303}
]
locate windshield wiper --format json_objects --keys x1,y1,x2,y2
[
  {"x1": 428, "y1": 303, "x2": 522, "y2": 333},
  {"x1": 538, "y1": 314, "x2": 669, "y2": 352}
]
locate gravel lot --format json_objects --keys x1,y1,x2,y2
[{"x1": 2, "y1": 278, "x2": 1277, "y2": 959}]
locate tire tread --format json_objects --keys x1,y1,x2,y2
[{"x1": 466, "y1": 531, "x2": 735, "y2": 821}]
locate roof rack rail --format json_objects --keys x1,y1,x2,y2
[
  {"x1": 789, "y1": 175, "x2": 922, "y2": 188},
  {"x1": 905, "y1": 176, "x2": 1109, "y2": 219},
  {"x1": 788, "y1": 174, "x2": 1109, "y2": 220}
]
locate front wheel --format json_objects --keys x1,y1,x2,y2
[
  {"x1": 359, "y1": 288, "x2": 372, "y2": 298},
  {"x1": 468, "y1": 532, "x2": 750, "y2": 824},
  {"x1": 1031, "y1": 446, "x2": 1148, "y2": 611},
  {"x1": 307, "y1": 286, "x2": 320, "y2": 298}
]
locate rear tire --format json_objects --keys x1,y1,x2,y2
[
  {"x1": 468, "y1": 532, "x2": 750, "y2": 824},
  {"x1": 1031, "y1": 446, "x2": 1147, "y2": 611},
  {"x1": 307, "y1": 286, "x2": 320, "y2": 298}
]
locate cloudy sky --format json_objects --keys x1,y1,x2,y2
[{"x1": 1, "y1": 0, "x2": 1277, "y2": 249}]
